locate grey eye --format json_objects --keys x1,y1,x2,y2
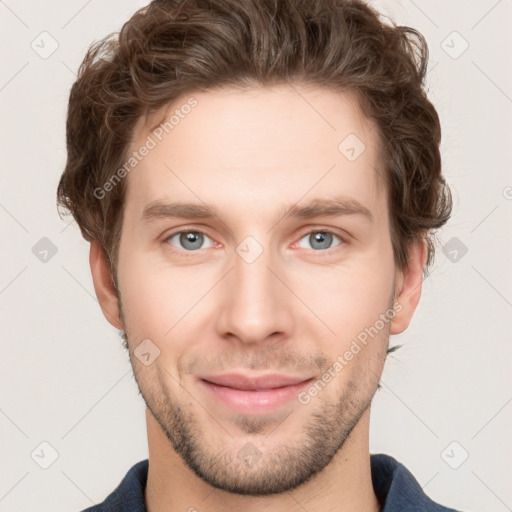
[
  {"x1": 297, "y1": 231, "x2": 342, "y2": 251},
  {"x1": 167, "y1": 231, "x2": 214, "y2": 251}
]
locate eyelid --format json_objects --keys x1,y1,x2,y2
[
  {"x1": 163, "y1": 226, "x2": 219, "y2": 249},
  {"x1": 292, "y1": 227, "x2": 348, "y2": 251},
  {"x1": 295, "y1": 225, "x2": 349, "y2": 240},
  {"x1": 162, "y1": 225, "x2": 350, "y2": 253}
]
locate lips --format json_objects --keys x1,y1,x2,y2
[
  {"x1": 197, "y1": 373, "x2": 314, "y2": 415},
  {"x1": 200, "y1": 373, "x2": 311, "y2": 391}
]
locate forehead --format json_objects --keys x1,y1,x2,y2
[{"x1": 125, "y1": 84, "x2": 385, "y2": 222}]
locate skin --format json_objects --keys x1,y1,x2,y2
[{"x1": 90, "y1": 84, "x2": 426, "y2": 512}]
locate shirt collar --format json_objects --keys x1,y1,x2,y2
[{"x1": 88, "y1": 454, "x2": 457, "y2": 511}]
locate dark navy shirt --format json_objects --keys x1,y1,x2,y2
[{"x1": 81, "y1": 454, "x2": 461, "y2": 511}]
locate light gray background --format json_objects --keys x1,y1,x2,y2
[{"x1": 1, "y1": 1, "x2": 511, "y2": 511}]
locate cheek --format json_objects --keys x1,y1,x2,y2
[
  {"x1": 117, "y1": 249, "x2": 216, "y2": 342},
  {"x1": 300, "y1": 265, "x2": 393, "y2": 399},
  {"x1": 291, "y1": 255, "x2": 395, "y2": 344}
]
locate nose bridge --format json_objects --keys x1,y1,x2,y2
[{"x1": 214, "y1": 235, "x2": 293, "y2": 345}]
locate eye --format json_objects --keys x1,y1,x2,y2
[
  {"x1": 296, "y1": 230, "x2": 343, "y2": 251},
  {"x1": 165, "y1": 230, "x2": 215, "y2": 251}
]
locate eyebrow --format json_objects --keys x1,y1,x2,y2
[{"x1": 141, "y1": 196, "x2": 373, "y2": 225}]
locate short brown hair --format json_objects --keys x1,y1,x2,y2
[{"x1": 57, "y1": 0, "x2": 452, "y2": 282}]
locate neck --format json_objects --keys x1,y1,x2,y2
[{"x1": 144, "y1": 407, "x2": 380, "y2": 512}]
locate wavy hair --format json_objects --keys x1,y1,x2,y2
[{"x1": 57, "y1": 0, "x2": 452, "y2": 281}]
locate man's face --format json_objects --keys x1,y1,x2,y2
[{"x1": 114, "y1": 85, "x2": 399, "y2": 495}]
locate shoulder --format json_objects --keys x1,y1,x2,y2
[
  {"x1": 371, "y1": 453, "x2": 463, "y2": 512},
  {"x1": 79, "y1": 459, "x2": 149, "y2": 512}
]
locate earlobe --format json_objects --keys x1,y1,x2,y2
[
  {"x1": 89, "y1": 240, "x2": 124, "y2": 330},
  {"x1": 390, "y1": 238, "x2": 428, "y2": 335}
]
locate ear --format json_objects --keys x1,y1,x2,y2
[
  {"x1": 89, "y1": 240, "x2": 124, "y2": 330},
  {"x1": 390, "y1": 238, "x2": 428, "y2": 335}
]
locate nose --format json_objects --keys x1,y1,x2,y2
[{"x1": 214, "y1": 240, "x2": 295, "y2": 346}]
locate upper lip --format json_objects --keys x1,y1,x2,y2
[{"x1": 200, "y1": 373, "x2": 313, "y2": 391}]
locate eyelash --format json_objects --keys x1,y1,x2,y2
[{"x1": 162, "y1": 227, "x2": 348, "y2": 255}]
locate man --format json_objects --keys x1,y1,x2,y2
[{"x1": 57, "y1": 0, "x2": 458, "y2": 510}]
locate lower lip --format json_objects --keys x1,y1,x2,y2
[{"x1": 199, "y1": 379, "x2": 313, "y2": 415}]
